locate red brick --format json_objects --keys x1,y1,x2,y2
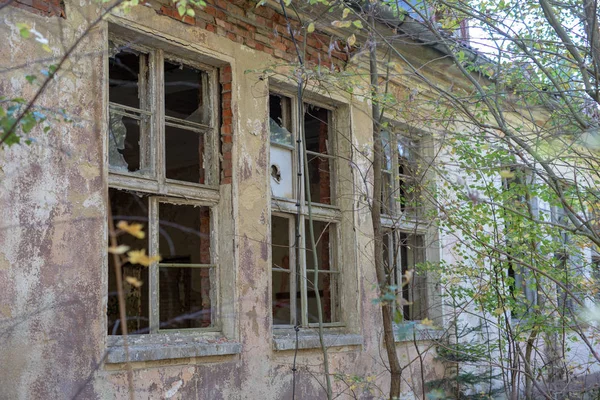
[
  {"x1": 222, "y1": 134, "x2": 233, "y2": 143},
  {"x1": 227, "y1": 32, "x2": 237, "y2": 42},
  {"x1": 222, "y1": 82, "x2": 232, "y2": 91},
  {"x1": 254, "y1": 5, "x2": 275, "y2": 19},
  {"x1": 272, "y1": 41, "x2": 287, "y2": 51},
  {"x1": 206, "y1": 23, "x2": 216, "y2": 33},
  {"x1": 32, "y1": 0, "x2": 49, "y2": 12},
  {"x1": 255, "y1": 15, "x2": 273, "y2": 29},
  {"x1": 223, "y1": 108, "x2": 233, "y2": 118},
  {"x1": 228, "y1": 3, "x2": 244, "y2": 17},
  {"x1": 205, "y1": 5, "x2": 217, "y2": 16},
  {"x1": 215, "y1": 9, "x2": 227, "y2": 19},
  {"x1": 222, "y1": 142, "x2": 233, "y2": 153},
  {"x1": 216, "y1": 18, "x2": 232, "y2": 30},
  {"x1": 221, "y1": 124, "x2": 232, "y2": 135}
]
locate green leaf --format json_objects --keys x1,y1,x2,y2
[
  {"x1": 25, "y1": 75, "x2": 37, "y2": 84},
  {"x1": 186, "y1": 8, "x2": 195, "y2": 17},
  {"x1": 342, "y1": 8, "x2": 350, "y2": 19},
  {"x1": 352, "y1": 20, "x2": 363, "y2": 29},
  {"x1": 21, "y1": 114, "x2": 37, "y2": 133},
  {"x1": 307, "y1": 22, "x2": 315, "y2": 33}
]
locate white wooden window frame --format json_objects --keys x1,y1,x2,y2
[
  {"x1": 107, "y1": 32, "x2": 222, "y2": 335},
  {"x1": 269, "y1": 89, "x2": 343, "y2": 329}
]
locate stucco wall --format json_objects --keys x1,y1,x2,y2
[{"x1": 0, "y1": 2, "x2": 449, "y2": 399}]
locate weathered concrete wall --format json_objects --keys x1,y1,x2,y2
[{"x1": 0, "y1": 1, "x2": 446, "y2": 399}]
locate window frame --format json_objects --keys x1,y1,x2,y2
[
  {"x1": 379, "y1": 123, "x2": 433, "y2": 325},
  {"x1": 269, "y1": 88, "x2": 343, "y2": 330},
  {"x1": 107, "y1": 34, "x2": 221, "y2": 197},
  {"x1": 380, "y1": 126, "x2": 422, "y2": 219},
  {"x1": 106, "y1": 31, "x2": 223, "y2": 337}
]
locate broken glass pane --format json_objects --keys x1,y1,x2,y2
[
  {"x1": 164, "y1": 60, "x2": 209, "y2": 124},
  {"x1": 165, "y1": 125, "x2": 204, "y2": 184},
  {"x1": 159, "y1": 266, "x2": 213, "y2": 329},
  {"x1": 269, "y1": 94, "x2": 293, "y2": 146},
  {"x1": 108, "y1": 112, "x2": 141, "y2": 172}
]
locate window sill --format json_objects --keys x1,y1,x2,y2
[
  {"x1": 273, "y1": 331, "x2": 363, "y2": 351},
  {"x1": 106, "y1": 335, "x2": 241, "y2": 364},
  {"x1": 394, "y1": 322, "x2": 443, "y2": 342}
]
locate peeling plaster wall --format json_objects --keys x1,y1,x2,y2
[{"x1": 0, "y1": 2, "x2": 446, "y2": 399}]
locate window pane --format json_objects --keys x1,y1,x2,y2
[
  {"x1": 269, "y1": 94, "x2": 293, "y2": 146},
  {"x1": 305, "y1": 220, "x2": 332, "y2": 271},
  {"x1": 159, "y1": 203, "x2": 211, "y2": 264},
  {"x1": 159, "y1": 266, "x2": 213, "y2": 329},
  {"x1": 398, "y1": 136, "x2": 420, "y2": 214},
  {"x1": 306, "y1": 272, "x2": 339, "y2": 324},
  {"x1": 272, "y1": 215, "x2": 292, "y2": 325},
  {"x1": 306, "y1": 154, "x2": 332, "y2": 205},
  {"x1": 400, "y1": 234, "x2": 427, "y2": 321},
  {"x1": 382, "y1": 171, "x2": 393, "y2": 215},
  {"x1": 165, "y1": 126, "x2": 205, "y2": 184},
  {"x1": 305, "y1": 106, "x2": 332, "y2": 205},
  {"x1": 108, "y1": 188, "x2": 150, "y2": 335},
  {"x1": 109, "y1": 44, "x2": 144, "y2": 109},
  {"x1": 109, "y1": 113, "x2": 141, "y2": 172},
  {"x1": 164, "y1": 60, "x2": 209, "y2": 124},
  {"x1": 382, "y1": 130, "x2": 392, "y2": 170}
]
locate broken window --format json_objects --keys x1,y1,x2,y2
[
  {"x1": 108, "y1": 43, "x2": 150, "y2": 174},
  {"x1": 108, "y1": 42, "x2": 214, "y2": 184},
  {"x1": 107, "y1": 36, "x2": 219, "y2": 336},
  {"x1": 269, "y1": 91, "x2": 341, "y2": 328}
]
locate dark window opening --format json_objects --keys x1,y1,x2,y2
[
  {"x1": 165, "y1": 126, "x2": 204, "y2": 184},
  {"x1": 164, "y1": 60, "x2": 209, "y2": 124},
  {"x1": 305, "y1": 220, "x2": 337, "y2": 323},
  {"x1": 107, "y1": 188, "x2": 150, "y2": 335},
  {"x1": 159, "y1": 203, "x2": 212, "y2": 329},
  {"x1": 305, "y1": 106, "x2": 332, "y2": 205},
  {"x1": 272, "y1": 215, "x2": 292, "y2": 325}
]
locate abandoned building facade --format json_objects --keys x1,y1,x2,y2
[{"x1": 1, "y1": 0, "x2": 599, "y2": 398}]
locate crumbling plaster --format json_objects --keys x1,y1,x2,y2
[{"x1": 0, "y1": 2, "x2": 445, "y2": 399}]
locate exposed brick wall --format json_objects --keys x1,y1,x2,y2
[
  {"x1": 157, "y1": 0, "x2": 350, "y2": 69},
  {"x1": 4, "y1": 0, "x2": 66, "y2": 17},
  {"x1": 220, "y1": 64, "x2": 233, "y2": 185}
]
